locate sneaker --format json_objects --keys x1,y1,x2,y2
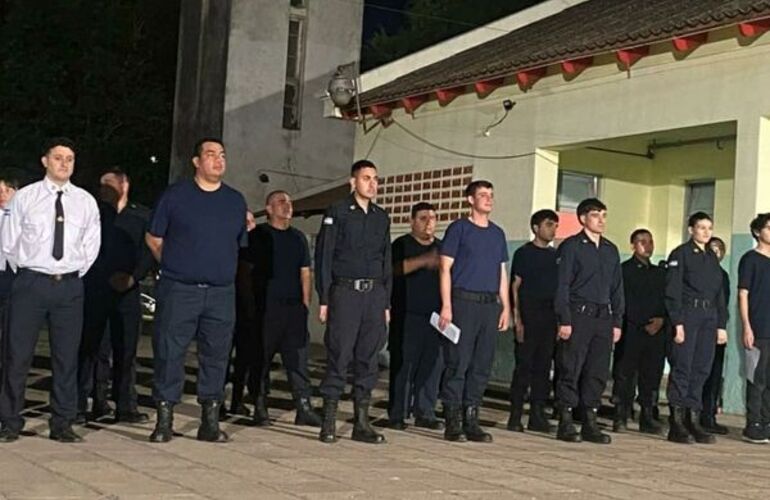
[{"x1": 742, "y1": 423, "x2": 769, "y2": 444}]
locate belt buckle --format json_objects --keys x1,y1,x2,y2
[
  {"x1": 354, "y1": 279, "x2": 373, "y2": 293},
  {"x1": 53, "y1": 274, "x2": 63, "y2": 282}
]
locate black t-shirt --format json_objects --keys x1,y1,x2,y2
[
  {"x1": 149, "y1": 179, "x2": 247, "y2": 286},
  {"x1": 247, "y1": 223, "x2": 310, "y2": 301},
  {"x1": 511, "y1": 242, "x2": 557, "y2": 303},
  {"x1": 738, "y1": 250, "x2": 770, "y2": 339},
  {"x1": 391, "y1": 234, "x2": 441, "y2": 315}
]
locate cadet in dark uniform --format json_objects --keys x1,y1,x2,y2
[
  {"x1": 699, "y1": 236, "x2": 730, "y2": 434},
  {"x1": 439, "y1": 180, "x2": 510, "y2": 443},
  {"x1": 249, "y1": 190, "x2": 320, "y2": 428},
  {"x1": 611, "y1": 229, "x2": 666, "y2": 434},
  {"x1": 388, "y1": 202, "x2": 443, "y2": 430},
  {"x1": 315, "y1": 160, "x2": 391, "y2": 444},
  {"x1": 665, "y1": 211, "x2": 727, "y2": 444},
  {"x1": 738, "y1": 213, "x2": 770, "y2": 444},
  {"x1": 145, "y1": 138, "x2": 247, "y2": 443},
  {"x1": 0, "y1": 137, "x2": 101, "y2": 443},
  {"x1": 507, "y1": 209, "x2": 559, "y2": 434},
  {"x1": 77, "y1": 167, "x2": 155, "y2": 424},
  {"x1": 554, "y1": 198, "x2": 623, "y2": 444}
]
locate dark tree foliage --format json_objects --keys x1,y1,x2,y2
[
  {"x1": 0, "y1": 0, "x2": 180, "y2": 205},
  {"x1": 363, "y1": 0, "x2": 544, "y2": 70}
]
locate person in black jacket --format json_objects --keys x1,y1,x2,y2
[
  {"x1": 665, "y1": 212, "x2": 727, "y2": 444},
  {"x1": 611, "y1": 229, "x2": 666, "y2": 434}
]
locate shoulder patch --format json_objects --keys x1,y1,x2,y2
[{"x1": 323, "y1": 217, "x2": 334, "y2": 225}]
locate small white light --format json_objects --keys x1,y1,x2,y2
[{"x1": 150, "y1": 156, "x2": 158, "y2": 164}]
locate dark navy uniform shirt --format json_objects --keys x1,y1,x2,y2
[
  {"x1": 622, "y1": 256, "x2": 666, "y2": 327},
  {"x1": 314, "y1": 194, "x2": 392, "y2": 306},
  {"x1": 554, "y1": 230, "x2": 624, "y2": 327},
  {"x1": 440, "y1": 217, "x2": 508, "y2": 294},
  {"x1": 149, "y1": 179, "x2": 247, "y2": 286},
  {"x1": 391, "y1": 234, "x2": 441, "y2": 316},
  {"x1": 115, "y1": 202, "x2": 155, "y2": 285},
  {"x1": 738, "y1": 250, "x2": 770, "y2": 339},
  {"x1": 512, "y1": 242, "x2": 557, "y2": 303},
  {"x1": 247, "y1": 223, "x2": 310, "y2": 302},
  {"x1": 664, "y1": 239, "x2": 727, "y2": 329}
]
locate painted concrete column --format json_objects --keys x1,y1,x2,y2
[{"x1": 723, "y1": 116, "x2": 770, "y2": 413}]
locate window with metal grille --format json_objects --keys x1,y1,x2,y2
[{"x1": 557, "y1": 171, "x2": 599, "y2": 212}]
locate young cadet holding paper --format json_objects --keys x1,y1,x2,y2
[
  {"x1": 438, "y1": 180, "x2": 510, "y2": 443},
  {"x1": 738, "y1": 213, "x2": 770, "y2": 444}
]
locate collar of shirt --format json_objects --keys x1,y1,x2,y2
[
  {"x1": 687, "y1": 239, "x2": 710, "y2": 256},
  {"x1": 579, "y1": 230, "x2": 610, "y2": 247},
  {"x1": 43, "y1": 177, "x2": 73, "y2": 195},
  {"x1": 347, "y1": 193, "x2": 377, "y2": 213},
  {"x1": 632, "y1": 255, "x2": 651, "y2": 268}
]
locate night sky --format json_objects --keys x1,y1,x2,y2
[{"x1": 363, "y1": 0, "x2": 410, "y2": 42}]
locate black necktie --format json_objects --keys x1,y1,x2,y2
[{"x1": 53, "y1": 191, "x2": 64, "y2": 260}]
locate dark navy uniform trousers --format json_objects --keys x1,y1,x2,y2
[
  {"x1": 510, "y1": 299, "x2": 556, "y2": 407},
  {"x1": 0, "y1": 271, "x2": 84, "y2": 433},
  {"x1": 320, "y1": 282, "x2": 388, "y2": 401},
  {"x1": 152, "y1": 278, "x2": 235, "y2": 403},
  {"x1": 440, "y1": 293, "x2": 500, "y2": 407},
  {"x1": 667, "y1": 306, "x2": 717, "y2": 410}
]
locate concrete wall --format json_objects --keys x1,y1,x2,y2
[
  {"x1": 352, "y1": 27, "x2": 770, "y2": 413},
  {"x1": 222, "y1": 0, "x2": 363, "y2": 209}
]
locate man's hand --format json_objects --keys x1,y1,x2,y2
[
  {"x1": 319, "y1": 305, "x2": 328, "y2": 324},
  {"x1": 674, "y1": 324, "x2": 685, "y2": 344},
  {"x1": 498, "y1": 307, "x2": 510, "y2": 332},
  {"x1": 421, "y1": 248, "x2": 440, "y2": 270},
  {"x1": 717, "y1": 328, "x2": 728, "y2": 345},
  {"x1": 645, "y1": 317, "x2": 664, "y2": 336},
  {"x1": 109, "y1": 272, "x2": 135, "y2": 293},
  {"x1": 744, "y1": 325, "x2": 755, "y2": 349},
  {"x1": 613, "y1": 327, "x2": 622, "y2": 344},
  {"x1": 558, "y1": 325, "x2": 572, "y2": 341},
  {"x1": 514, "y1": 316, "x2": 524, "y2": 343},
  {"x1": 438, "y1": 305, "x2": 452, "y2": 331},
  {"x1": 385, "y1": 309, "x2": 391, "y2": 324}
]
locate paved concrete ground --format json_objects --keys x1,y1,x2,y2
[{"x1": 1, "y1": 332, "x2": 769, "y2": 500}]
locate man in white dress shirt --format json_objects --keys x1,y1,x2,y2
[{"x1": 0, "y1": 137, "x2": 101, "y2": 443}]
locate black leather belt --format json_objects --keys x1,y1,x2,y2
[
  {"x1": 687, "y1": 298, "x2": 713, "y2": 309},
  {"x1": 334, "y1": 278, "x2": 380, "y2": 293},
  {"x1": 19, "y1": 268, "x2": 78, "y2": 282},
  {"x1": 573, "y1": 302, "x2": 611, "y2": 319},
  {"x1": 453, "y1": 288, "x2": 498, "y2": 304}
]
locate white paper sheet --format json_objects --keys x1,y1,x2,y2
[{"x1": 430, "y1": 312, "x2": 460, "y2": 344}]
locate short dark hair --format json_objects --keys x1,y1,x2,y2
[
  {"x1": 0, "y1": 177, "x2": 20, "y2": 190},
  {"x1": 630, "y1": 228, "x2": 652, "y2": 243},
  {"x1": 750, "y1": 213, "x2": 770, "y2": 241},
  {"x1": 708, "y1": 236, "x2": 726, "y2": 253},
  {"x1": 465, "y1": 180, "x2": 493, "y2": 197},
  {"x1": 687, "y1": 211, "x2": 712, "y2": 228},
  {"x1": 265, "y1": 189, "x2": 289, "y2": 205},
  {"x1": 42, "y1": 137, "x2": 76, "y2": 156},
  {"x1": 576, "y1": 198, "x2": 607, "y2": 219},
  {"x1": 530, "y1": 209, "x2": 558, "y2": 230},
  {"x1": 192, "y1": 137, "x2": 225, "y2": 159},
  {"x1": 101, "y1": 166, "x2": 128, "y2": 180},
  {"x1": 411, "y1": 202, "x2": 435, "y2": 218},
  {"x1": 351, "y1": 159, "x2": 376, "y2": 176}
]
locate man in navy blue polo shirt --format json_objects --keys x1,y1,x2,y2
[
  {"x1": 438, "y1": 180, "x2": 510, "y2": 443},
  {"x1": 145, "y1": 138, "x2": 247, "y2": 443}
]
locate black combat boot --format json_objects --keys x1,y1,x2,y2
[
  {"x1": 581, "y1": 407, "x2": 611, "y2": 444},
  {"x1": 612, "y1": 403, "x2": 628, "y2": 433},
  {"x1": 197, "y1": 401, "x2": 229, "y2": 442},
  {"x1": 638, "y1": 405, "x2": 662, "y2": 434},
  {"x1": 443, "y1": 405, "x2": 467, "y2": 442},
  {"x1": 351, "y1": 398, "x2": 386, "y2": 444},
  {"x1": 506, "y1": 403, "x2": 524, "y2": 432},
  {"x1": 667, "y1": 406, "x2": 694, "y2": 444},
  {"x1": 463, "y1": 406, "x2": 493, "y2": 443},
  {"x1": 556, "y1": 406, "x2": 581, "y2": 443},
  {"x1": 229, "y1": 382, "x2": 251, "y2": 417},
  {"x1": 527, "y1": 402, "x2": 555, "y2": 433},
  {"x1": 294, "y1": 395, "x2": 322, "y2": 427},
  {"x1": 685, "y1": 410, "x2": 716, "y2": 444},
  {"x1": 252, "y1": 395, "x2": 271, "y2": 427},
  {"x1": 700, "y1": 413, "x2": 728, "y2": 435},
  {"x1": 319, "y1": 399, "x2": 338, "y2": 444},
  {"x1": 149, "y1": 401, "x2": 174, "y2": 443}
]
